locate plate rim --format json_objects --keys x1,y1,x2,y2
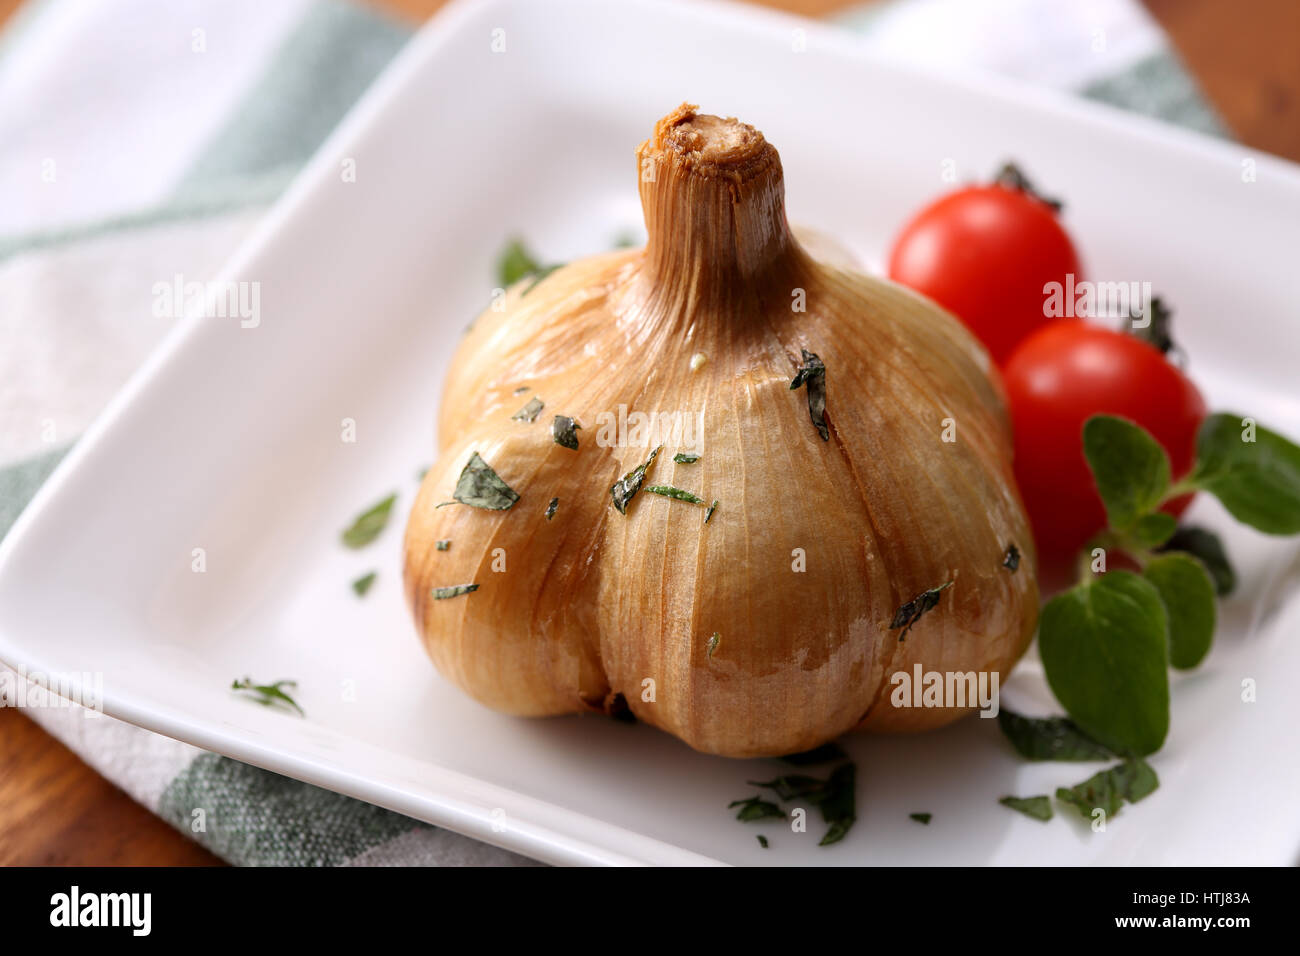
[{"x1": 2, "y1": 0, "x2": 1299, "y2": 867}]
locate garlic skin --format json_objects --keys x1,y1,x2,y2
[{"x1": 405, "y1": 104, "x2": 1038, "y2": 758}]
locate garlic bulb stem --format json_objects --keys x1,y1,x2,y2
[{"x1": 637, "y1": 104, "x2": 807, "y2": 317}]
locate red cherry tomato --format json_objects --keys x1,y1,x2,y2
[
  {"x1": 888, "y1": 179, "x2": 1082, "y2": 365},
  {"x1": 1002, "y1": 321, "x2": 1207, "y2": 592}
]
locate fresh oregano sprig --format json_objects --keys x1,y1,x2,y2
[{"x1": 1036, "y1": 412, "x2": 1300, "y2": 767}]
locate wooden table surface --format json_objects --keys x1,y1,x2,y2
[{"x1": 1, "y1": 0, "x2": 1296, "y2": 866}]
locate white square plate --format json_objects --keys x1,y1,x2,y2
[{"x1": 3, "y1": 0, "x2": 1299, "y2": 866}]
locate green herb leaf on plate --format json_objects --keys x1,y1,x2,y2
[
  {"x1": 551, "y1": 415, "x2": 581, "y2": 450},
  {"x1": 341, "y1": 493, "x2": 397, "y2": 548},
  {"x1": 673, "y1": 452, "x2": 701, "y2": 463},
  {"x1": 996, "y1": 710, "x2": 1114, "y2": 762},
  {"x1": 1142, "y1": 552, "x2": 1216, "y2": 669},
  {"x1": 814, "y1": 763, "x2": 856, "y2": 846},
  {"x1": 789, "y1": 348, "x2": 829, "y2": 442},
  {"x1": 998, "y1": 795, "x2": 1053, "y2": 822},
  {"x1": 1055, "y1": 759, "x2": 1159, "y2": 820},
  {"x1": 432, "y1": 583, "x2": 479, "y2": 600},
  {"x1": 1158, "y1": 525, "x2": 1235, "y2": 596},
  {"x1": 453, "y1": 452, "x2": 519, "y2": 510},
  {"x1": 1190, "y1": 413, "x2": 1300, "y2": 534},
  {"x1": 610, "y1": 445, "x2": 663, "y2": 514},
  {"x1": 909, "y1": 813, "x2": 932, "y2": 825},
  {"x1": 497, "y1": 238, "x2": 543, "y2": 287},
  {"x1": 728, "y1": 796, "x2": 786, "y2": 823},
  {"x1": 747, "y1": 775, "x2": 829, "y2": 801},
  {"x1": 511, "y1": 396, "x2": 544, "y2": 423},
  {"x1": 757, "y1": 835, "x2": 769, "y2": 849},
  {"x1": 231, "y1": 678, "x2": 304, "y2": 717},
  {"x1": 1038, "y1": 571, "x2": 1169, "y2": 757},
  {"x1": 351, "y1": 571, "x2": 376, "y2": 597},
  {"x1": 1083, "y1": 415, "x2": 1170, "y2": 531}
]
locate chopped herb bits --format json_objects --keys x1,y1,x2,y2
[
  {"x1": 436, "y1": 539, "x2": 451, "y2": 551},
  {"x1": 610, "y1": 445, "x2": 663, "y2": 514},
  {"x1": 1003, "y1": 544, "x2": 1020, "y2": 571},
  {"x1": 432, "y1": 584, "x2": 480, "y2": 600},
  {"x1": 551, "y1": 415, "x2": 581, "y2": 450},
  {"x1": 645, "y1": 485, "x2": 706, "y2": 505},
  {"x1": 889, "y1": 581, "x2": 953, "y2": 640},
  {"x1": 672, "y1": 452, "x2": 701, "y2": 463},
  {"x1": 545, "y1": 497, "x2": 559, "y2": 520},
  {"x1": 789, "y1": 348, "x2": 829, "y2": 442},
  {"x1": 341, "y1": 493, "x2": 397, "y2": 548},
  {"x1": 511, "y1": 396, "x2": 544, "y2": 423},
  {"x1": 453, "y1": 452, "x2": 519, "y2": 510},
  {"x1": 351, "y1": 571, "x2": 377, "y2": 596}
]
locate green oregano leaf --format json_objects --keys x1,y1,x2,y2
[
  {"x1": 1038, "y1": 572, "x2": 1169, "y2": 756},
  {"x1": 1143, "y1": 552, "x2": 1216, "y2": 669},
  {"x1": 1055, "y1": 759, "x2": 1159, "y2": 820},
  {"x1": 706, "y1": 633, "x2": 719, "y2": 659},
  {"x1": 757, "y1": 835, "x2": 769, "y2": 849},
  {"x1": 673, "y1": 452, "x2": 701, "y2": 463},
  {"x1": 729, "y1": 796, "x2": 785, "y2": 823},
  {"x1": 1082, "y1": 415, "x2": 1170, "y2": 531},
  {"x1": 610, "y1": 445, "x2": 663, "y2": 514},
  {"x1": 747, "y1": 775, "x2": 829, "y2": 801},
  {"x1": 889, "y1": 581, "x2": 953, "y2": 640},
  {"x1": 815, "y1": 763, "x2": 857, "y2": 846},
  {"x1": 999, "y1": 795, "x2": 1053, "y2": 822},
  {"x1": 996, "y1": 710, "x2": 1114, "y2": 761},
  {"x1": 512, "y1": 397, "x2": 544, "y2": 422},
  {"x1": 341, "y1": 493, "x2": 397, "y2": 548},
  {"x1": 1190, "y1": 413, "x2": 1300, "y2": 534},
  {"x1": 704, "y1": 500, "x2": 719, "y2": 523},
  {"x1": 351, "y1": 571, "x2": 376, "y2": 597},
  {"x1": 435, "y1": 539, "x2": 451, "y2": 551},
  {"x1": 231, "y1": 677, "x2": 303, "y2": 717},
  {"x1": 551, "y1": 415, "x2": 581, "y2": 450},
  {"x1": 497, "y1": 238, "x2": 542, "y2": 287},
  {"x1": 432, "y1": 583, "x2": 479, "y2": 600},
  {"x1": 789, "y1": 348, "x2": 829, "y2": 441},
  {"x1": 1131, "y1": 512, "x2": 1177, "y2": 548},
  {"x1": 1157, "y1": 526, "x2": 1235, "y2": 596},
  {"x1": 909, "y1": 813, "x2": 932, "y2": 825},
  {"x1": 645, "y1": 485, "x2": 706, "y2": 505},
  {"x1": 453, "y1": 452, "x2": 519, "y2": 510}
]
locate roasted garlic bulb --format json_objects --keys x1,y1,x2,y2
[{"x1": 404, "y1": 104, "x2": 1038, "y2": 758}]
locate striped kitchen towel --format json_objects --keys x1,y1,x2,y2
[{"x1": 0, "y1": 0, "x2": 1224, "y2": 866}]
